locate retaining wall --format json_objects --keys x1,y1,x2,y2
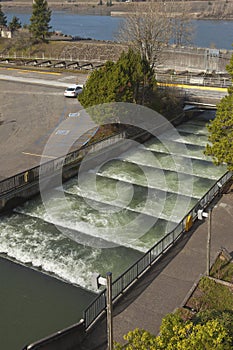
[
  {"x1": 2, "y1": 43, "x2": 232, "y2": 73},
  {"x1": 59, "y1": 44, "x2": 233, "y2": 73},
  {"x1": 22, "y1": 320, "x2": 86, "y2": 350}
]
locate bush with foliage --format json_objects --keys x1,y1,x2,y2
[
  {"x1": 115, "y1": 275, "x2": 233, "y2": 349},
  {"x1": 114, "y1": 313, "x2": 233, "y2": 349}
]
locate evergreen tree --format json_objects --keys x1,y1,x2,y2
[
  {"x1": 9, "y1": 16, "x2": 22, "y2": 32},
  {"x1": 29, "y1": 0, "x2": 52, "y2": 42},
  {"x1": 0, "y1": 4, "x2": 7, "y2": 27},
  {"x1": 205, "y1": 53, "x2": 233, "y2": 171},
  {"x1": 78, "y1": 49, "x2": 155, "y2": 109}
]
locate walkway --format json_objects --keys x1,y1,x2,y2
[{"x1": 80, "y1": 182, "x2": 233, "y2": 349}]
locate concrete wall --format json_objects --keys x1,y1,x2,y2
[
  {"x1": 2, "y1": 41, "x2": 231, "y2": 73},
  {"x1": 22, "y1": 320, "x2": 86, "y2": 350},
  {"x1": 160, "y1": 47, "x2": 232, "y2": 73},
  {"x1": 59, "y1": 42, "x2": 232, "y2": 73}
]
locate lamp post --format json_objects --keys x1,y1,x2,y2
[
  {"x1": 93, "y1": 272, "x2": 113, "y2": 350},
  {"x1": 106, "y1": 272, "x2": 113, "y2": 350},
  {"x1": 197, "y1": 208, "x2": 212, "y2": 276}
]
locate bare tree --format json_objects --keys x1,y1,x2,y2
[
  {"x1": 116, "y1": 2, "x2": 172, "y2": 68},
  {"x1": 171, "y1": 0, "x2": 194, "y2": 46},
  {"x1": 206, "y1": 1, "x2": 233, "y2": 20}
]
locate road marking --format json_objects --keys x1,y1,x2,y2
[
  {"x1": 0, "y1": 67, "x2": 61, "y2": 75},
  {"x1": 0, "y1": 73, "x2": 70, "y2": 87},
  {"x1": 55, "y1": 129, "x2": 70, "y2": 135},
  {"x1": 58, "y1": 75, "x2": 77, "y2": 81},
  {"x1": 2, "y1": 90, "x2": 63, "y2": 95},
  {"x1": 157, "y1": 82, "x2": 228, "y2": 92},
  {"x1": 22, "y1": 152, "x2": 56, "y2": 159}
]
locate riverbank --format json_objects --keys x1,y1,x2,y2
[{"x1": 2, "y1": 0, "x2": 233, "y2": 19}]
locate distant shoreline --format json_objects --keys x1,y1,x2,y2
[
  {"x1": 2, "y1": 2, "x2": 233, "y2": 20},
  {"x1": 1, "y1": 2, "x2": 113, "y2": 15}
]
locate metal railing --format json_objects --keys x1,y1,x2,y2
[
  {"x1": 0, "y1": 53, "x2": 231, "y2": 87},
  {"x1": 83, "y1": 170, "x2": 232, "y2": 329},
  {"x1": 0, "y1": 130, "x2": 128, "y2": 200},
  {"x1": 155, "y1": 72, "x2": 231, "y2": 88},
  {"x1": 0, "y1": 125, "x2": 155, "y2": 202}
]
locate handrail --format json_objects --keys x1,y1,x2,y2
[
  {"x1": 0, "y1": 129, "x2": 130, "y2": 199},
  {"x1": 83, "y1": 170, "x2": 232, "y2": 329},
  {"x1": 155, "y1": 72, "x2": 231, "y2": 88},
  {"x1": 0, "y1": 117, "x2": 182, "y2": 200}
]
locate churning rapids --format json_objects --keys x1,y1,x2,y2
[{"x1": 0, "y1": 112, "x2": 227, "y2": 292}]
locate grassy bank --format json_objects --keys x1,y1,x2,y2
[
  {"x1": 0, "y1": 35, "x2": 126, "y2": 64},
  {"x1": 177, "y1": 250, "x2": 233, "y2": 322}
]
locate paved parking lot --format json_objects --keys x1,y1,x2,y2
[{"x1": 0, "y1": 68, "x2": 88, "y2": 179}]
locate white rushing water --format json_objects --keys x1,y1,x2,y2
[{"x1": 0, "y1": 113, "x2": 227, "y2": 291}]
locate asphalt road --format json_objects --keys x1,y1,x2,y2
[{"x1": 0, "y1": 67, "x2": 88, "y2": 179}]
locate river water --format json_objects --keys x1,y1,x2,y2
[
  {"x1": 5, "y1": 11, "x2": 233, "y2": 50},
  {"x1": 0, "y1": 110, "x2": 228, "y2": 349}
]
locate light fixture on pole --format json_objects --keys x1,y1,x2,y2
[
  {"x1": 197, "y1": 208, "x2": 212, "y2": 276},
  {"x1": 92, "y1": 272, "x2": 113, "y2": 350}
]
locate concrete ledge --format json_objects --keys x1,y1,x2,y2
[{"x1": 22, "y1": 320, "x2": 86, "y2": 350}]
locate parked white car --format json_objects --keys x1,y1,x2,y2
[{"x1": 64, "y1": 84, "x2": 83, "y2": 97}]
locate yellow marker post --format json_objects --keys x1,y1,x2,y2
[
  {"x1": 24, "y1": 171, "x2": 29, "y2": 183},
  {"x1": 185, "y1": 214, "x2": 193, "y2": 232}
]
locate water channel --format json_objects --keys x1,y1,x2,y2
[{"x1": 0, "y1": 110, "x2": 228, "y2": 349}]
